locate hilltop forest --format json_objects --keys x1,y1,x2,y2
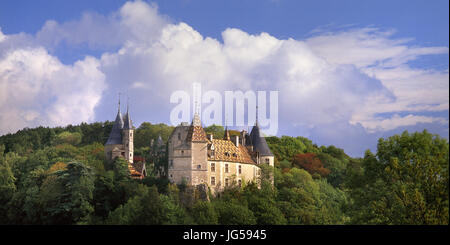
[{"x1": 0, "y1": 121, "x2": 448, "y2": 225}]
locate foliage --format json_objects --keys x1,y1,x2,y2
[
  {"x1": 347, "y1": 130, "x2": 449, "y2": 225},
  {"x1": 134, "y1": 122, "x2": 174, "y2": 149},
  {"x1": 204, "y1": 124, "x2": 225, "y2": 139},
  {"x1": 0, "y1": 122, "x2": 447, "y2": 225},
  {"x1": 293, "y1": 153, "x2": 330, "y2": 178},
  {"x1": 54, "y1": 131, "x2": 82, "y2": 146}
]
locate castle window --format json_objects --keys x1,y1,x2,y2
[
  {"x1": 265, "y1": 158, "x2": 269, "y2": 164},
  {"x1": 238, "y1": 165, "x2": 242, "y2": 174},
  {"x1": 178, "y1": 133, "x2": 181, "y2": 140},
  {"x1": 225, "y1": 178, "x2": 229, "y2": 187},
  {"x1": 197, "y1": 165, "x2": 201, "y2": 169},
  {"x1": 211, "y1": 177, "x2": 215, "y2": 186},
  {"x1": 211, "y1": 163, "x2": 215, "y2": 172},
  {"x1": 130, "y1": 153, "x2": 132, "y2": 157},
  {"x1": 181, "y1": 150, "x2": 184, "y2": 155},
  {"x1": 225, "y1": 164, "x2": 229, "y2": 173},
  {"x1": 170, "y1": 160, "x2": 173, "y2": 168},
  {"x1": 238, "y1": 179, "x2": 242, "y2": 187}
]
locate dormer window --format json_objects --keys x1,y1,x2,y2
[
  {"x1": 210, "y1": 144, "x2": 215, "y2": 158},
  {"x1": 232, "y1": 153, "x2": 237, "y2": 158},
  {"x1": 225, "y1": 152, "x2": 230, "y2": 157}
]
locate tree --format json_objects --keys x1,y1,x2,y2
[
  {"x1": 214, "y1": 200, "x2": 257, "y2": 225},
  {"x1": 54, "y1": 131, "x2": 82, "y2": 146},
  {"x1": 191, "y1": 200, "x2": 219, "y2": 225},
  {"x1": 318, "y1": 152, "x2": 347, "y2": 188},
  {"x1": 293, "y1": 153, "x2": 330, "y2": 178},
  {"x1": 107, "y1": 185, "x2": 168, "y2": 225},
  {"x1": 243, "y1": 182, "x2": 287, "y2": 225},
  {"x1": 40, "y1": 161, "x2": 95, "y2": 224},
  {"x1": 348, "y1": 130, "x2": 449, "y2": 225},
  {"x1": 0, "y1": 161, "x2": 16, "y2": 224},
  {"x1": 204, "y1": 124, "x2": 224, "y2": 139}
]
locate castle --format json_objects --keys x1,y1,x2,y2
[
  {"x1": 105, "y1": 101, "x2": 274, "y2": 190},
  {"x1": 167, "y1": 112, "x2": 274, "y2": 193},
  {"x1": 104, "y1": 100, "x2": 146, "y2": 179}
]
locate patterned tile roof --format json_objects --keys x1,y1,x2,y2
[
  {"x1": 208, "y1": 139, "x2": 256, "y2": 165},
  {"x1": 186, "y1": 125, "x2": 208, "y2": 142},
  {"x1": 185, "y1": 113, "x2": 208, "y2": 142},
  {"x1": 128, "y1": 163, "x2": 144, "y2": 179}
]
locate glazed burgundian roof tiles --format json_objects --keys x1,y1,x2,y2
[{"x1": 208, "y1": 138, "x2": 256, "y2": 165}]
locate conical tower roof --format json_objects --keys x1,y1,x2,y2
[
  {"x1": 106, "y1": 108, "x2": 124, "y2": 145},
  {"x1": 186, "y1": 113, "x2": 207, "y2": 142},
  {"x1": 123, "y1": 110, "x2": 133, "y2": 129},
  {"x1": 250, "y1": 121, "x2": 273, "y2": 157},
  {"x1": 123, "y1": 98, "x2": 133, "y2": 129}
]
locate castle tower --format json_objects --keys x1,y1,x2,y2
[
  {"x1": 123, "y1": 102, "x2": 134, "y2": 164},
  {"x1": 250, "y1": 105, "x2": 274, "y2": 167},
  {"x1": 186, "y1": 112, "x2": 208, "y2": 186},
  {"x1": 105, "y1": 98, "x2": 125, "y2": 161}
]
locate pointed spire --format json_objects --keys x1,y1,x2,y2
[
  {"x1": 223, "y1": 126, "x2": 230, "y2": 141},
  {"x1": 223, "y1": 112, "x2": 230, "y2": 140},
  {"x1": 255, "y1": 104, "x2": 259, "y2": 126},
  {"x1": 118, "y1": 92, "x2": 121, "y2": 112},
  {"x1": 106, "y1": 95, "x2": 124, "y2": 145},
  {"x1": 123, "y1": 95, "x2": 133, "y2": 129}
]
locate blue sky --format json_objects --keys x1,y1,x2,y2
[{"x1": 0, "y1": 0, "x2": 448, "y2": 156}]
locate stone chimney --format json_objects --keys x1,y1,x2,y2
[
  {"x1": 231, "y1": 135, "x2": 239, "y2": 147},
  {"x1": 207, "y1": 134, "x2": 213, "y2": 141},
  {"x1": 240, "y1": 130, "x2": 246, "y2": 146}
]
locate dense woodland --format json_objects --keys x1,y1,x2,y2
[{"x1": 0, "y1": 121, "x2": 448, "y2": 225}]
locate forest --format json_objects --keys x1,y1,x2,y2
[{"x1": 0, "y1": 121, "x2": 448, "y2": 225}]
